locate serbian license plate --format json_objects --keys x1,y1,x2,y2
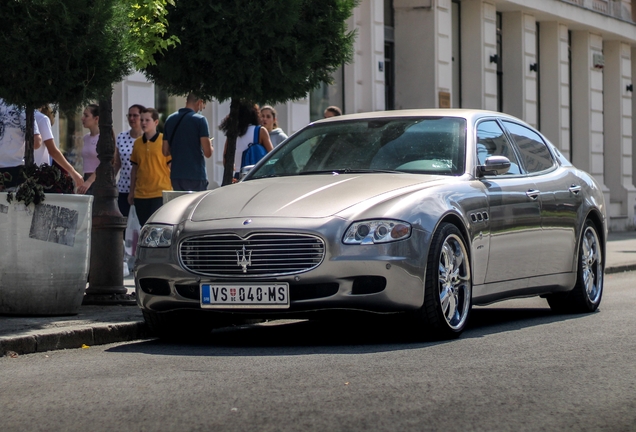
[{"x1": 200, "y1": 283, "x2": 289, "y2": 309}]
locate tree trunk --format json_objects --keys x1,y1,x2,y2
[
  {"x1": 24, "y1": 105, "x2": 35, "y2": 168},
  {"x1": 221, "y1": 98, "x2": 241, "y2": 186}
]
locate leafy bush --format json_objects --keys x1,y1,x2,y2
[{"x1": 6, "y1": 164, "x2": 74, "y2": 206}]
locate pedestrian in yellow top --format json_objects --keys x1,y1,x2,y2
[{"x1": 128, "y1": 108, "x2": 172, "y2": 226}]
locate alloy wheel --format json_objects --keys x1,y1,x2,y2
[
  {"x1": 438, "y1": 234, "x2": 471, "y2": 330},
  {"x1": 581, "y1": 225, "x2": 603, "y2": 305}
]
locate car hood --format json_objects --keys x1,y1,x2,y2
[{"x1": 190, "y1": 174, "x2": 447, "y2": 221}]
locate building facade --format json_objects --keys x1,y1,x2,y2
[{"x1": 57, "y1": 0, "x2": 636, "y2": 230}]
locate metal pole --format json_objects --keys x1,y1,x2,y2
[{"x1": 83, "y1": 91, "x2": 132, "y2": 305}]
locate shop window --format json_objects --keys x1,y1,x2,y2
[
  {"x1": 57, "y1": 108, "x2": 84, "y2": 174},
  {"x1": 309, "y1": 66, "x2": 344, "y2": 122},
  {"x1": 155, "y1": 86, "x2": 180, "y2": 133}
]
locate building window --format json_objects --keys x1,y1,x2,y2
[
  {"x1": 568, "y1": 30, "x2": 573, "y2": 160},
  {"x1": 496, "y1": 12, "x2": 503, "y2": 112},
  {"x1": 384, "y1": 0, "x2": 395, "y2": 110},
  {"x1": 536, "y1": 22, "x2": 541, "y2": 130},
  {"x1": 155, "y1": 86, "x2": 180, "y2": 133},
  {"x1": 452, "y1": 0, "x2": 461, "y2": 108},
  {"x1": 309, "y1": 66, "x2": 344, "y2": 121},
  {"x1": 385, "y1": 41, "x2": 395, "y2": 110},
  {"x1": 57, "y1": 108, "x2": 84, "y2": 174}
]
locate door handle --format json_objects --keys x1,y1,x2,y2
[
  {"x1": 526, "y1": 189, "x2": 540, "y2": 200},
  {"x1": 569, "y1": 184, "x2": 582, "y2": 195}
]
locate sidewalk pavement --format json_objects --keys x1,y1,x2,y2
[{"x1": 2, "y1": 231, "x2": 636, "y2": 357}]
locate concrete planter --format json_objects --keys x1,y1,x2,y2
[{"x1": 0, "y1": 193, "x2": 93, "y2": 316}]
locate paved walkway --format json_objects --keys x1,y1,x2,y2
[{"x1": 2, "y1": 231, "x2": 636, "y2": 357}]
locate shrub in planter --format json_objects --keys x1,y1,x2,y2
[{"x1": 4, "y1": 164, "x2": 75, "y2": 205}]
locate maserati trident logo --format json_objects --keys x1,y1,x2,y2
[{"x1": 236, "y1": 245, "x2": 252, "y2": 273}]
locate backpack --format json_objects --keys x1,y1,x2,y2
[{"x1": 240, "y1": 125, "x2": 267, "y2": 170}]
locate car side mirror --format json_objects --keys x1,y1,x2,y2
[
  {"x1": 478, "y1": 156, "x2": 511, "y2": 176},
  {"x1": 240, "y1": 165, "x2": 255, "y2": 180}
]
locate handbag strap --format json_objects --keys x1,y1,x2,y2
[{"x1": 168, "y1": 110, "x2": 194, "y2": 145}]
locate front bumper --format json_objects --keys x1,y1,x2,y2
[{"x1": 135, "y1": 218, "x2": 431, "y2": 317}]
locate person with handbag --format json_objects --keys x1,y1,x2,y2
[
  {"x1": 220, "y1": 102, "x2": 274, "y2": 182},
  {"x1": 162, "y1": 93, "x2": 213, "y2": 192}
]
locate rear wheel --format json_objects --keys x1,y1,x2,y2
[
  {"x1": 412, "y1": 223, "x2": 472, "y2": 339},
  {"x1": 547, "y1": 220, "x2": 603, "y2": 313}
]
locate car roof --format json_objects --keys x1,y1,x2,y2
[{"x1": 313, "y1": 109, "x2": 527, "y2": 127}]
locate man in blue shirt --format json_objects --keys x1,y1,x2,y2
[{"x1": 162, "y1": 93, "x2": 213, "y2": 191}]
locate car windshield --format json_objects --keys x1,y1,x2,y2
[{"x1": 248, "y1": 116, "x2": 467, "y2": 179}]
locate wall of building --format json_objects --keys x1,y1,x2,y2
[{"x1": 77, "y1": 0, "x2": 636, "y2": 230}]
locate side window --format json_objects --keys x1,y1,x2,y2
[
  {"x1": 476, "y1": 120, "x2": 521, "y2": 175},
  {"x1": 503, "y1": 121, "x2": 555, "y2": 174}
]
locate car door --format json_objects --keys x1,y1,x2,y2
[
  {"x1": 502, "y1": 121, "x2": 582, "y2": 276},
  {"x1": 477, "y1": 120, "x2": 542, "y2": 284}
]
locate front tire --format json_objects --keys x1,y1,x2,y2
[
  {"x1": 547, "y1": 220, "x2": 603, "y2": 313},
  {"x1": 413, "y1": 223, "x2": 472, "y2": 340}
]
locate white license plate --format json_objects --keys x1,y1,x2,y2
[{"x1": 200, "y1": 283, "x2": 289, "y2": 309}]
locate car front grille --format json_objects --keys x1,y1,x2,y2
[{"x1": 179, "y1": 233, "x2": 325, "y2": 277}]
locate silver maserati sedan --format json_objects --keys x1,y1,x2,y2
[{"x1": 135, "y1": 109, "x2": 606, "y2": 340}]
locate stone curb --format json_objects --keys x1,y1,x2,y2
[
  {"x1": 605, "y1": 264, "x2": 636, "y2": 275},
  {"x1": 0, "y1": 321, "x2": 150, "y2": 357}
]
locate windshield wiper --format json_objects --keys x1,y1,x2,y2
[
  {"x1": 298, "y1": 168, "x2": 402, "y2": 176},
  {"x1": 297, "y1": 170, "x2": 339, "y2": 176},
  {"x1": 338, "y1": 169, "x2": 403, "y2": 174}
]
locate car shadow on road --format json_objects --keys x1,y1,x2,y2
[
  {"x1": 107, "y1": 305, "x2": 593, "y2": 357},
  {"x1": 466, "y1": 306, "x2": 564, "y2": 337}
]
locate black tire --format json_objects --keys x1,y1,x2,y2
[
  {"x1": 142, "y1": 309, "x2": 216, "y2": 341},
  {"x1": 411, "y1": 222, "x2": 472, "y2": 340},
  {"x1": 547, "y1": 219, "x2": 604, "y2": 313}
]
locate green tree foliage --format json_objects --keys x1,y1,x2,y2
[
  {"x1": 128, "y1": 0, "x2": 180, "y2": 69},
  {"x1": 143, "y1": 0, "x2": 357, "y2": 185},
  {"x1": 0, "y1": 0, "x2": 134, "y2": 109},
  {"x1": 0, "y1": 0, "x2": 177, "y2": 166},
  {"x1": 144, "y1": 0, "x2": 357, "y2": 103},
  {"x1": 0, "y1": 0, "x2": 134, "y2": 165}
]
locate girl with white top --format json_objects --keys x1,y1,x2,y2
[{"x1": 77, "y1": 104, "x2": 100, "y2": 194}]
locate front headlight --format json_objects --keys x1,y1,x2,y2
[
  {"x1": 139, "y1": 224, "x2": 174, "y2": 248},
  {"x1": 343, "y1": 219, "x2": 411, "y2": 245}
]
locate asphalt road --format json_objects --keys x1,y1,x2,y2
[{"x1": 1, "y1": 271, "x2": 635, "y2": 432}]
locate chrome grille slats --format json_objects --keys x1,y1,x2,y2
[{"x1": 179, "y1": 233, "x2": 325, "y2": 276}]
